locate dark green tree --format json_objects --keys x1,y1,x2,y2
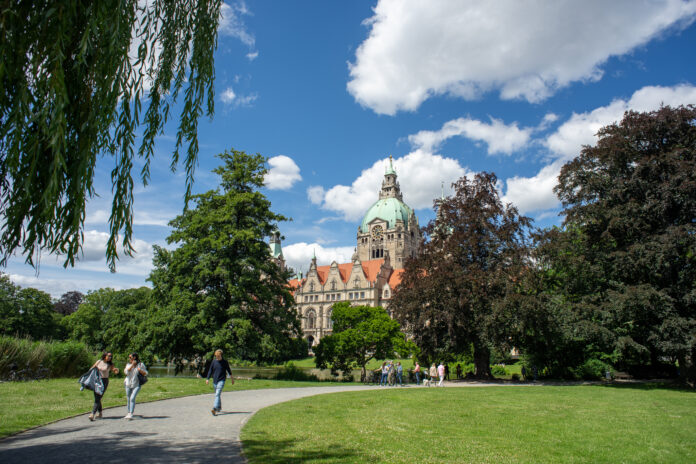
[
  {"x1": 542, "y1": 105, "x2": 696, "y2": 380},
  {"x1": 101, "y1": 287, "x2": 152, "y2": 360},
  {"x1": 0, "y1": 0, "x2": 223, "y2": 270},
  {"x1": 147, "y1": 149, "x2": 300, "y2": 368},
  {"x1": 62, "y1": 288, "x2": 119, "y2": 349},
  {"x1": 313, "y1": 302, "x2": 407, "y2": 382},
  {"x1": 391, "y1": 172, "x2": 532, "y2": 378},
  {"x1": 0, "y1": 274, "x2": 62, "y2": 339}
]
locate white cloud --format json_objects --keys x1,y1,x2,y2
[
  {"x1": 348, "y1": 0, "x2": 696, "y2": 114},
  {"x1": 502, "y1": 161, "x2": 564, "y2": 215},
  {"x1": 283, "y1": 243, "x2": 355, "y2": 274},
  {"x1": 501, "y1": 84, "x2": 696, "y2": 214},
  {"x1": 546, "y1": 84, "x2": 696, "y2": 159},
  {"x1": 312, "y1": 151, "x2": 469, "y2": 221},
  {"x1": 307, "y1": 186, "x2": 325, "y2": 204},
  {"x1": 246, "y1": 51, "x2": 259, "y2": 61},
  {"x1": 220, "y1": 1, "x2": 256, "y2": 51},
  {"x1": 221, "y1": 87, "x2": 236, "y2": 103},
  {"x1": 408, "y1": 117, "x2": 532, "y2": 155},
  {"x1": 264, "y1": 156, "x2": 302, "y2": 190}
]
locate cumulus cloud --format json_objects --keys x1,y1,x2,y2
[
  {"x1": 546, "y1": 84, "x2": 696, "y2": 159},
  {"x1": 501, "y1": 84, "x2": 696, "y2": 214},
  {"x1": 264, "y1": 156, "x2": 302, "y2": 190},
  {"x1": 311, "y1": 151, "x2": 469, "y2": 221},
  {"x1": 307, "y1": 186, "x2": 326, "y2": 204},
  {"x1": 220, "y1": 87, "x2": 258, "y2": 107},
  {"x1": 348, "y1": 0, "x2": 696, "y2": 114},
  {"x1": 408, "y1": 117, "x2": 532, "y2": 155},
  {"x1": 221, "y1": 87, "x2": 236, "y2": 104},
  {"x1": 283, "y1": 242, "x2": 355, "y2": 274},
  {"x1": 219, "y1": 1, "x2": 258, "y2": 58}
]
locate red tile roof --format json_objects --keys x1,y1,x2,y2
[{"x1": 302, "y1": 259, "x2": 403, "y2": 288}]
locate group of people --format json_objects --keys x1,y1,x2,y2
[
  {"x1": 87, "y1": 351, "x2": 149, "y2": 421},
  {"x1": 375, "y1": 361, "x2": 452, "y2": 386},
  {"x1": 378, "y1": 361, "x2": 405, "y2": 386},
  {"x1": 86, "y1": 348, "x2": 233, "y2": 421}
]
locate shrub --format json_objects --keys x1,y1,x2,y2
[
  {"x1": 511, "y1": 373, "x2": 520, "y2": 381},
  {"x1": 490, "y1": 365, "x2": 508, "y2": 376},
  {"x1": 45, "y1": 340, "x2": 92, "y2": 378},
  {"x1": 0, "y1": 335, "x2": 94, "y2": 380},
  {"x1": 574, "y1": 359, "x2": 611, "y2": 380},
  {"x1": 272, "y1": 363, "x2": 320, "y2": 382}
]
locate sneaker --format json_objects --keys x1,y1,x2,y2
[
  {"x1": 211, "y1": 409, "x2": 217, "y2": 416},
  {"x1": 88, "y1": 414, "x2": 94, "y2": 422},
  {"x1": 124, "y1": 413, "x2": 132, "y2": 420}
]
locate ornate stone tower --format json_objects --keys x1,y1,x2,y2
[
  {"x1": 269, "y1": 231, "x2": 286, "y2": 271},
  {"x1": 356, "y1": 156, "x2": 420, "y2": 268}
]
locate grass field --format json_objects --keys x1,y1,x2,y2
[
  {"x1": 241, "y1": 383, "x2": 696, "y2": 463},
  {"x1": 0, "y1": 377, "x2": 351, "y2": 438}
]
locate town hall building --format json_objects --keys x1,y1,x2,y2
[{"x1": 271, "y1": 157, "x2": 421, "y2": 347}]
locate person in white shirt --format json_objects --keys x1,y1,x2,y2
[{"x1": 123, "y1": 352, "x2": 148, "y2": 420}]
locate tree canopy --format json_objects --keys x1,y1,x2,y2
[
  {"x1": 146, "y1": 149, "x2": 301, "y2": 367},
  {"x1": 0, "y1": 0, "x2": 222, "y2": 270},
  {"x1": 313, "y1": 302, "x2": 407, "y2": 381},
  {"x1": 391, "y1": 172, "x2": 532, "y2": 378},
  {"x1": 526, "y1": 105, "x2": 696, "y2": 380},
  {"x1": 0, "y1": 273, "x2": 62, "y2": 340},
  {"x1": 53, "y1": 291, "x2": 84, "y2": 316}
]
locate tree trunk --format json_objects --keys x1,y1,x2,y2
[{"x1": 473, "y1": 344, "x2": 492, "y2": 379}]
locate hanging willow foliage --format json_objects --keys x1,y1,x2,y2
[{"x1": 0, "y1": 0, "x2": 222, "y2": 271}]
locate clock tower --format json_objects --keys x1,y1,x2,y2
[{"x1": 356, "y1": 156, "x2": 421, "y2": 267}]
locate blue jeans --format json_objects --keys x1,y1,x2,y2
[
  {"x1": 396, "y1": 372, "x2": 403, "y2": 386},
  {"x1": 125, "y1": 385, "x2": 141, "y2": 414},
  {"x1": 213, "y1": 380, "x2": 225, "y2": 411},
  {"x1": 415, "y1": 372, "x2": 420, "y2": 385},
  {"x1": 380, "y1": 373, "x2": 388, "y2": 386}
]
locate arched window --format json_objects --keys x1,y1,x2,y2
[{"x1": 306, "y1": 310, "x2": 316, "y2": 329}]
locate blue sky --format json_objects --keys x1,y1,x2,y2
[{"x1": 5, "y1": 0, "x2": 696, "y2": 297}]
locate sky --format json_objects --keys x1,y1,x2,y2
[{"x1": 5, "y1": 0, "x2": 696, "y2": 298}]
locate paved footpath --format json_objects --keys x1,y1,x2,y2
[{"x1": 0, "y1": 381, "x2": 539, "y2": 463}]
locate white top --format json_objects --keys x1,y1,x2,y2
[{"x1": 124, "y1": 362, "x2": 148, "y2": 388}]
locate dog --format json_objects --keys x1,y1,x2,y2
[{"x1": 422, "y1": 379, "x2": 431, "y2": 387}]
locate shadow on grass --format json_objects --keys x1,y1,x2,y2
[
  {"x1": 597, "y1": 381, "x2": 695, "y2": 392},
  {"x1": 0, "y1": 432, "x2": 242, "y2": 464},
  {"x1": 243, "y1": 432, "x2": 360, "y2": 464}
]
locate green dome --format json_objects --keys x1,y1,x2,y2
[{"x1": 360, "y1": 197, "x2": 414, "y2": 233}]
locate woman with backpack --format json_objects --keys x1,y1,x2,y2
[
  {"x1": 88, "y1": 352, "x2": 119, "y2": 421},
  {"x1": 123, "y1": 352, "x2": 148, "y2": 420}
]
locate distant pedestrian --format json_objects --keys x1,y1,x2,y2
[
  {"x1": 429, "y1": 363, "x2": 437, "y2": 386},
  {"x1": 414, "y1": 362, "x2": 421, "y2": 385},
  {"x1": 532, "y1": 365, "x2": 538, "y2": 382},
  {"x1": 380, "y1": 362, "x2": 389, "y2": 386},
  {"x1": 205, "y1": 349, "x2": 234, "y2": 415},
  {"x1": 444, "y1": 364, "x2": 450, "y2": 380},
  {"x1": 123, "y1": 352, "x2": 148, "y2": 420},
  {"x1": 521, "y1": 365, "x2": 527, "y2": 381},
  {"x1": 456, "y1": 363, "x2": 462, "y2": 380},
  {"x1": 88, "y1": 352, "x2": 119, "y2": 421},
  {"x1": 388, "y1": 361, "x2": 396, "y2": 386},
  {"x1": 437, "y1": 362, "x2": 445, "y2": 386},
  {"x1": 396, "y1": 362, "x2": 403, "y2": 386}
]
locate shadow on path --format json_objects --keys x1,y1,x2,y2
[{"x1": 243, "y1": 433, "x2": 360, "y2": 464}]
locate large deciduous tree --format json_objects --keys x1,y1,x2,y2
[
  {"x1": 53, "y1": 291, "x2": 84, "y2": 316},
  {"x1": 313, "y1": 302, "x2": 407, "y2": 382},
  {"x1": 0, "y1": 0, "x2": 222, "y2": 270},
  {"x1": 147, "y1": 149, "x2": 300, "y2": 367},
  {"x1": 544, "y1": 105, "x2": 696, "y2": 380},
  {"x1": 391, "y1": 173, "x2": 532, "y2": 378},
  {"x1": 0, "y1": 274, "x2": 62, "y2": 340}
]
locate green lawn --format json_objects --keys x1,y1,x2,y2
[
  {"x1": 0, "y1": 377, "x2": 350, "y2": 438},
  {"x1": 241, "y1": 384, "x2": 696, "y2": 463}
]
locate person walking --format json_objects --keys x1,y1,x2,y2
[
  {"x1": 388, "y1": 361, "x2": 396, "y2": 386},
  {"x1": 123, "y1": 352, "x2": 148, "y2": 420},
  {"x1": 205, "y1": 349, "x2": 233, "y2": 415},
  {"x1": 456, "y1": 363, "x2": 462, "y2": 380},
  {"x1": 414, "y1": 362, "x2": 421, "y2": 385},
  {"x1": 380, "y1": 362, "x2": 389, "y2": 386},
  {"x1": 88, "y1": 352, "x2": 119, "y2": 421},
  {"x1": 396, "y1": 362, "x2": 403, "y2": 386},
  {"x1": 429, "y1": 363, "x2": 437, "y2": 386},
  {"x1": 444, "y1": 364, "x2": 450, "y2": 380},
  {"x1": 437, "y1": 362, "x2": 446, "y2": 387}
]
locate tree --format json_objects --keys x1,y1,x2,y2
[
  {"x1": 147, "y1": 149, "x2": 300, "y2": 367},
  {"x1": 0, "y1": 274, "x2": 62, "y2": 339},
  {"x1": 391, "y1": 173, "x2": 532, "y2": 378},
  {"x1": 313, "y1": 302, "x2": 407, "y2": 382},
  {"x1": 53, "y1": 291, "x2": 84, "y2": 316},
  {"x1": 101, "y1": 287, "x2": 152, "y2": 361},
  {"x1": 546, "y1": 105, "x2": 696, "y2": 380},
  {"x1": 62, "y1": 288, "x2": 119, "y2": 349},
  {"x1": 0, "y1": 0, "x2": 222, "y2": 270}
]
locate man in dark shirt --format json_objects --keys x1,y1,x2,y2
[{"x1": 205, "y1": 349, "x2": 233, "y2": 415}]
